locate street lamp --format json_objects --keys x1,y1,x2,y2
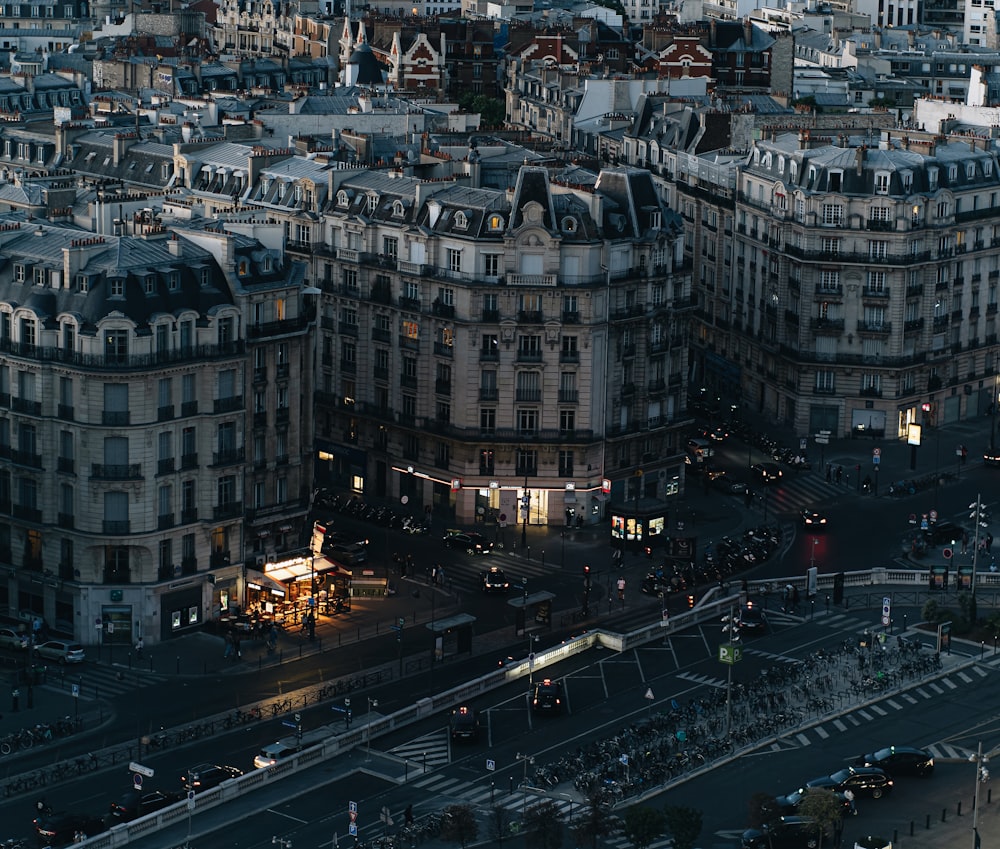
[
  {"x1": 515, "y1": 752, "x2": 534, "y2": 821},
  {"x1": 526, "y1": 633, "x2": 540, "y2": 688},
  {"x1": 366, "y1": 697, "x2": 378, "y2": 762},
  {"x1": 971, "y1": 742, "x2": 989, "y2": 848},
  {"x1": 521, "y1": 473, "x2": 529, "y2": 550},
  {"x1": 272, "y1": 838, "x2": 292, "y2": 849}
]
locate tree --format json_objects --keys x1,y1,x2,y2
[
  {"x1": 622, "y1": 806, "x2": 665, "y2": 849},
  {"x1": 922, "y1": 598, "x2": 942, "y2": 623},
  {"x1": 486, "y1": 804, "x2": 512, "y2": 847},
  {"x1": 439, "y1": 804, "x2": 478, "y2": 849},
  {"x1": 524, "y1": 800, "x2": 563, "y2": 849},
  {"x1": 571, "y1": 792, "x2": 615, "y2": 849},
  {"x1": 747, "y1": 793, "x2": 780, "y2": 829},
  {"x1": 457, "y1": 93, "x2": 506, "y2": 129},
  {"x1": 797, "y1": 789, "x2": 844, "y2": 848},
  {"x1": 662, "y1": 805, "x2": 702, "y2": 849}
]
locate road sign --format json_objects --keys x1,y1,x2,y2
[
  {"x1": 644, "y1": 687, "x2": 654, "y2": 700},
  {"x1": 380, "y1": 806, "x2": 394, "y2": 826},
  {"x1": 349, "y1": 801, "x2": 357, "y2": 813},
  {"x1": 486, "y1": 759, "x2": 495, "y2": 771},
  {"x1": 282, "y1": 720, "x2": 298, "y2": 729},
  {"x1": 349, "y1": 824, "x2": 358, "y2": 837},
  {"x1": 873, "y1": 448, "x2": 881, "y2": 457},
  {"x1": 882, "y1": 597, "x2": 891, "y2": 627},
  {"x1": 873, "y1": 455, "x2": 880, "y2": 465},
  {"x1": 294, "y1": 713, "x2": 301, "y2": 722},
  {"x1": 921, "y1": 516, "x2": 930, "y2": 531},
  {"x1": 398, "y1": 617, "x2": 405, "y2": 627},
  {"x1": 129, "y1": 762, "x2": 154, "y2": 777},
  {"x1": 815, "y1": 434, "x2": 830, "y2": 445},
  {"x1": 930, "y1": 509, "x2": 939, "y2": 521},
  {"x1": 349, "y1": 812, "x2": 357, "y2": 824},
  {"x1": 718, "y1": 644, "x2": 742, "y2": 665},
  {"x1": 71, "y1": 683, "x2": 79, "y2": 698},
  {"x1": 660, "y1": 609, "x2": 669, "y2": 628},
  {"x1": 187, "y1": 789, "x2": 196, "y2": 811},
  {"x1": 133, "y1": 774, "x2": 143, "y2": 790},
  {"x1": 943, "y1": 548, "x2": 954, "y2": 560},
  {"x1": 390, "y1": 624, "x2": 402, "y2": 632},
  {"x1": 107, "y1": 622, "x2": 114, "y2": 634},
  {"x1": 499, "y1": 513, "x2": 507, "y2": 522},
  {"x1": 620, "y1": 754, "x2": 629, "y2": 766},
  {"x1": 800, "y1": 438, "x2": 807, "y2": 450}
]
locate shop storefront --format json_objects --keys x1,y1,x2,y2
[
  {"x1": 261, "y1": 555, "x2": 352, "y2": 623},
  {"x1": 159, "y1": 585, "x2": 203, "y2": 641},
  {"x1": 315, "y1": 439, "x2": 367, "y2": 493},
  {"x1": 611, "y1": 506, "x2": 668, "y2": 550},
  {"x1": 100, "y1": 604, "x2": 133, "y2": 646}
]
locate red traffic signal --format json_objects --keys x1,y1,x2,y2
[{"x1": 686, "y1": 594, "x2": 695, "y2": 609}]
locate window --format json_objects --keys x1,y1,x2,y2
[
  {"x1": 479, "y1": 449, "x2": 494, "y2": 474},
  {"x1": 820, "y1": 238, "x2": 839, "y2": 255},
  {"x1": 869, "y1": 241, "x2": 888, "y2": 260},
  {"x1": 874, "y1": 172, "x2": 890, "y2": 194},
  {"x1": 559, "y1": 409, "x2": 576, "y2": 432},
  {"x1": 867, "y1": 270, "x2": 887, "y2": 292},
  {"x1": 815, "y1": 370, "x2": 835, "y2": 392},
  {"x1": 518, "y1": 335, "x2": 541, "y2": 357},
  {"x1": 819, "y1": 270, "x2": 840, "y2": 291},
  {"x1": 382, "y1": 237, "x2": 398, "y2": 260},
  {"x1": 869, "y1": 206, "x2": 891, "y2": 222},
  {"x1": 821, "y1": 204, "x2": 843, "y2": 225},
  {"x1": 484, "y1": 254, "x2": 500, "y2": 277},
  {"x1": 480, "y1": 406, "x2": 496, "y2": 432},
  {"x1": 517, "y1": 409, "x2": 538, "y2": 433},
  {"x1": 558, "y1": 450, "x2": 574, "y2": 477},
  {"x1": 447, "y1": 249, "x2": 462, "y2": 273}
]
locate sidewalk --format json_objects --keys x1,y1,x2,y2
[{"x1": 733, "y1": 404, "x2": 996, "y2": 498}]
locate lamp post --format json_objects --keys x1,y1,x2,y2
[
  {"x1": 515, "y1": 753, "x2": 534, "y2": 821},
  {"x1": 970, "y1": 495, "x2": 991, "y2": 623},
  {"x1": 526, "y1": 633, "x2": 539, "y2": 688},
  {"x1": 366, "y1": 697, "x2": 378, "y2": 762},
  {"x1": 992, "y1": 375, "x2": 999, "y2": 452},
  {"x1": 971, "y1": 741, "x2": 989, "y2": 849}
]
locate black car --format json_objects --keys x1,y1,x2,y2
[
  {"x1": 801, "y1": 509, "x2": 828, "y2": 528},
  {"x1": 449, "y1": 705, "x2": 480, "y2": 741},
  {"x1": 854, "y1": 745, "x2": 934, "y2": 777},
  {"x1": 640, "y1": 573, "x2": 670, "y2": 595},
  {"x1": 923, "y1": 521, "x2": 965, "y2": 547},
  {"x1": 741, "y1": 816, "x2": 822, "y2": 849},
  {"x1": 774, "y1": 788, "x2": 852, "y2": 818},
  {"x1": 985, "y1": 449, "x2": 1000, "y2": 467},
  {"x1": 750, "y1": 462, "x2": 783, "y2": 485},
  {"x1": 35, "y1": 812, "x2": 108, "y2": 846},
  {"x1": 805, "y1": 766, "x2": 893, "y2": 798},
  {"x1": 481, "y1": 567, "x2": 509, "y2": 594},
  {"x1": 442, "y1": 530, "x2": 494, "y2": 555},
  {"x1": 531, "y1": 679, "x2": 564, "y2": 714},
  {"x1": 730, "y1": 601, "x2": 767, "y2": 633},
  {"x1": 110, "y1": 789, "x2": 183, "y2": 821},
  {"x1": 183, "y1": 763, "x2": 244, "y2": 792}
]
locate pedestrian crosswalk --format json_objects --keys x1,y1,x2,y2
[
  {"x1": 749, "y1": 473, "x2": 843, "y2": 517},
  {"x1": 40, "y1": 663, "x2": 167, "y2": 701},
  {"x1": 758, "y1": 664, "x2": 989, "y2": 755},
  {"x1": 386, "y1": 728, "x2": 451, "y2": 769}
]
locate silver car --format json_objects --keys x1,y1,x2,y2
[
  {"x1": 0, "y1": 627, "x2": 28, "y2": 650},
  {"x1": 35, "y1": 640, "x2": 86, "y2": 664}
]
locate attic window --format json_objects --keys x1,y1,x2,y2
[
  {"x1": 651, "y1": 210, "x2": 661, "y2": 229},
  {"x1": 33, "y1": 267, "x2": 44, "y2": 286},
  {"x1": 128, "y1": 161, "x2": 137, "y2": 170},
  {"x1": 454, "y1": 211, "x2": 469, "y2": 230},
  {"x1": 261, "y1": 178, "x2": 271, "y2": 195},
  {"x1": 985, "y1": 161, "x2": 993, "y2": 177},
  {"x1": 777, "y1": 156, "x2": 785, "y2": 174},
  {"x1": 901, "y1": 170, "x2": 913, "y2": 192},
  {"x1": 789, "y1": 161, "x2": 798, "y2": 180},
  {"x1": 162, "y1": 163, "x2": 171, "y2": 179},
  {"x1": 238, "y1": 260, "x2": 249, "y2": 276},
  {"x1": 366, "y1": 194, "x2": 378, "y2": 214},
  {"x1": 145, "y1": 162, "x2": 154, "y2": 173},
  {"x1": 144, "y1": 274, "x2": 155, "y2": 294},
  {"x1": 949, "y1": 165, "x2": 957, "y2": 181},
  {"x1": 14, "y1": 263, "x2": 25, "y2": 282},
  {"x1": 967, "y1": 162, "x2": 976, "y2": 179},
  {"x1": 874, "y1": 172, "x2": 890, "y2": 195},
  {"x1": 168, "y1": 271, "x2": 180, "y2": 291},
  {"x1": 392, "y1": 200, "x2": 405, "y2": 218},
  {"x1": 561, "y1": 216, "x2": 577, "y2": 233},
  {"x1": 76, "y1": 273, "x2": 89, "y2": 292},
  {"x1": 110, "y1": 277, "x2": 124, "y2": 297},
  {"x1": 262, "y1": 256, "x2": 272, "y2": 272},
  {"x1": 336, "y1": 189, "x2": 349, "y2": 207},
  {"x1": 488, "y1": 214, "x2": 504, "y2": 231},
  {"x1": 199, "y1": 267, "x2": 209, "y2": 287},
  {"x1": 928, "y1": 167, "x2": 939, "y2": 189}
]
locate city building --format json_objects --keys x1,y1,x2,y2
[
  {"x1": 309, "y1": 162, "x2": 694, "y2": 538},
  {"x1": 699, "y1": 129, "x2": 1000, "y2": 440}
]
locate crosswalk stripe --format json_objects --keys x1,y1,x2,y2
[
  {"x1": 972, "y1": 666, "x2": 989, "y2": 677},
  {"x1": 832, "y1": 719, "x2": 847, "y2": 732},
  {"x1": 928, "y1": 682, "x2": 945, "y2": 694},
  {"x1": 411, "y1": 775, "x2": 462, "y2": 791},
  {"x1": 901, "y1": 693, "x2": 918, "y2": 704},
  {"x1": 957, "y1": 671, "x2": 974, "y2": 683},
  {"x1": 915, "y1": 687, "x2": 932, "y2": 699},
  {"x1": 886, "y1": 699, "x2": 903, "y2": 710},
  {"x1": 795, "y1": 733, "x2": 811, "y2": 746},
  {"x1": 41, "y1": 665, "x2": 167, "y2": 701},
  {"x1": 941, "y1": 678, "x2": 958, "y2": 690},
  {"x1": 845, "y1": 714, "x2": 861, "y2": 726},
  {"x1": 676, "y1": 671, "x2": 727, "y2": 688},
  {"x1": 857, "y1": 709, "x2": 874, "y2": 721},
  {"x1": 814, "y1": 726, "x2": 830, "y2": 739},
  {"x1": 869, "y1": 704, "x2": 887, "y2": 716}
]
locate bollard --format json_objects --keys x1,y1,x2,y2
[
  {"x1": 177, "y1": 656, "x2": 181, "y2": 674},
  {"x1": 893, "y1": 830, "x2": 897, "y2": 845},
  {"x1": 259, "y1": 657, "x2": 262, "y2": 670},
  {"x1": 509, "y1": 776, "x2": 513, "y2": 795},
  {"x1": 128, "y1": 651, "x2": 132, "y2": 670},
  {"x1": 942, "y1": 808, "x2": 947, "y2": 822},
  {"x1": 982, "y1": 641, "x2": 986, "y2": 659},
  {"x1": 149, "y1": 657, "x2": 153, "y2": 673},
  {"x1": 541, "y1": 551, "x2": 545, "y2": 568},
  {"x1": 958, "y1": 801, "x2": 962, "y2": 816},
  {"x1": 926, "y1": 814, "x2": 931, "y2": 830},
  {"x1": 989, "y1": 788, "x2": 993, "y2": 804},
  {"x1": 910, "y1": 821, "x2": 915, "y2": 836}
]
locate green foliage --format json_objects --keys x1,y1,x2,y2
[
  {"x1": 487, "y1": 804, "x2": 512, "y2": 847},
  {"x1": 797, "y1": 789, "x2": 844, "y2": 848},
  {"x1": 621, "y1": 806, "x2": 665, "y2": 849},
  {"x1": 922, "y1": 598, "x2": 942, "y2": 623},
  {"x1": 661, "y1": 805, "x2": 702, "y2": 849},
  {"x1": 457, "y1": 93, "x2": 506, "y2": 128},
  {"x1": 572, "y1": 792, "x2": 614, "y2": 849},
  {"x1": 524, "y1": 800, "x2": 563, "y2": 849},
  {"x1": 439, "y1": 803, "x2": 478, "y2": 849},
  {"x1": 747, "y1": 793, "x2": 780, "y2": 829}
]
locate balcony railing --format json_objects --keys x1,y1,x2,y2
[
  {"x1": 213, "y1": 395, "x2": 244, "y2": 414},
  {"x1": 10, "y1": 397, "x2": 41, "y2": 415},
  {"x1": 213, "y1": 503, "x2": 243, "y2": 521},
  {"x1": 212, "y1": 449, "x2": 246, "y2": 466},
  {"x1": 181, "y1": 508, "x2": 198, "y2": 524},
  {"x1": 558, "y1": 389, "x2": 579, "y2": 403},
  {"x1": 102, "y1": 411, "x2": 130, "y2": 426},
  {"x1": 158, "y1": 513, "x2": 174, "y2": 530},
  {"x1": 515, "y1": 389, "x2": 542, "y2": 402},
  {"x1": 103, "y1": 520, "x2": 131, "y2": 535},
  {"x1": 57, "y1": 457, "x2": 74, "y2": 474},
  {"x1": 0, "y1": 338, "x2": 245, "y2": 370},
  {"x1": 157, "y1": 405, "x2": 174, "y2": 422},
  {"x1": 181, "y1": 401, "x2": 198, "y2": 417},
  {"x1": 181, "y1": 453, "x2": 198, "y2": 469},
  {"x1": 157, "y1": 458, "x2": 175, "y2": 475},
  {"x1": 11, "y1": 450, "x2": 42, "y2": 469},
  {"x1": 57, "y1": 404, "x2": 74, "y2": 421},
  {"x1": 91, "y1": 463, "x2": 142, "y2": 480}
]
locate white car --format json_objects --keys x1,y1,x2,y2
[
  {"x1": 35, "y1": 640, "x2": 86, "y2": 664},
  {"x1": 0, "y1": 627, "x2": 28, "y2": 650}
]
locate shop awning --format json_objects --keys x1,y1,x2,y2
[
  {"x1": 315, "y1": 555, "x2": 352, "y2": 577},
  {"x1": 264, "y1": 561, "x2": 312, "y2": 583},
  {"x1": 246, "y1": 570, "x2": 286, "y2": 597}
]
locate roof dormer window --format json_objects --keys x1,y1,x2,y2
[
  {"x1": 874, "y1": 171, "x2": 890, "y2": 195},
  {"x1": 366, "y1": 194, "x2": 379, "y2": 214},
  {"x1": 261, "y1": 178, "x2": 271, "y2": 196},
  {"x1": 901, "y1": 170, "x2": 913, "y2": 192},
  {"x1": 949, "y1": 164, "x2": 958, "y2": 182},
  {"x1": 454, "y1": 211, "x2": 469, "y2": 230},
  {"x1": 985, "y1": 160, "x2": 993, "y2": 177},
  {"x1": 337, "y1": 189, "x2": 351, "y2": 207},
  {"x1": 392, "y1": 200, "x2": 405, "y2": 218},
  {"x1": 928, "y1": 167, "x2": 939, "y2": 189},
  {"x1": 561, "y1": 216, "x2": 577, "y2": 233},
  {"x1": 488, "y1": 214, "x2": 504, "y2": 231},
  {"x1": 967, "y1": 162, "x2": 977, "y2": 179}
]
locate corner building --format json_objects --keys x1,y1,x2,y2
[
  {"x1": 313, "y1": 165, "x2": 695, "y2": 527},
  {"x1": 727, "y1": 132, "x2": 1000, "y2": 437}
]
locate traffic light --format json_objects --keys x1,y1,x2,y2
[
  {"x1": 583, "y1": 565, "x2": 591, "y2": 589},
  {"x1": 686, "y1": 594, "x2": 695, "y2": 609}
]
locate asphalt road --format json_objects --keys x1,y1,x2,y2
[{"x1": 14, "y1": 601, "x2": 1000, "y2": 848}]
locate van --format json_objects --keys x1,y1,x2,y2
[
  {"x1": 686, "y1": 437, "x2": 714, "y2": 462},
  {"x1": 253, "y1": 740, "x2": 299, "y2": 769}
]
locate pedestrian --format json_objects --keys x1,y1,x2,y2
[
  {"x1": 267, "y1": 624, "x2": 278, "y2": 652},
  {"x1": 134, "y1": 636, "x2": 144, "y2": 659},
  {"x1": 782, "y1": 584, "x2": 790, "y2": 613},
  {"x1": 233, "y1": 632, "x2": 241, "y2": 659},
  {"x1": 961, "y1": 445, "x2": 968, "y2": 464},
  {"x1": 617, "y1": 576, "x2": 626, "y2": 600},
  {"x1": 844, "y1": 788, "x2": 856, "y2": 815},
  {"x1": 791, "y1": 585, "x2": 800, "y2": 612},
  {"x1": 223, "y1": 631, "x2": 233, "y2": 660},
  {"x1": 962, "y1": 530, "x2": 969, "y2": 555},
  {"x1": 988, "y1": 532, "x2": 994, "y2": 553},
  {"x1": 835, "y1": 465, "x2": 842, "y2": 484},
  {"x1": 825, "y1": 463, "x2": 832, "y2": 483}
]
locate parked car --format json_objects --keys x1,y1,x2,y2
[
  {"x1": 531, "y1": 679, "x2": 564, "y2": 714},
  {"x1": 35, "y1": 640, "x2": 85, "y2": 664},
  {"x1": 750, "y1": 462, "x2": 783, "y2": 485},
  {"x1": 985, "y1": 448, "x2": 1000, "y2": 467},
  {"x1": 854, "y1": 746, "x2": 934, "y2": 777},
  {"x1": 34, "y1": 812, "x2": 108, "y2": 846},
  {"x1": 449, "y1": 706, "x2": 480, "y2": 741},
  {"x1": 325, "y1": 542, "x2": 369, "y2": 566},
  {"x1": 110, "y1": 789, "x2": 183, "y2": 821},
  {"x1": 442, "y1": 530, "x2": 494, "y2": 555},
  {"x1": 741, "y1": 816, "x2": 822, "y2": 849},
  {"x1": 0, "y1": 626, "x2": 28, "y2": 650},
  {"x1": 686, "y1": 437, "x2": 715, "y2": 462},
  {"x1": 182, "y1": 763, "x2": 244, "y2": 792},
  {"x1": 481, "y1": 567, "x2": 509, "y2": 594},
  {"x1": 805, "y1": 766, "x2": 893, "y2": 798},
  {"x1": 725, "y1": 602, "x2": 768, "y2": 634},
  {"x1": 774, "y1": 788, "x2": 853, "y2": 818}
]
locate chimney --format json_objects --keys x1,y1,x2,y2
[
  {"x1": 709, "y1": 18, "x2": 717, "y2": 48},
  {"x1": 744, "y1": 17, "x2": 753, "y2": 48},
  {"x1": 168, "y1": 235, "x2": 183, "y2": 257},
  {"x1": 798, "y1": 129, "x2": 808, "y2": 149},
  {"x1": 874, "y1": 30, "x2": 882, "y2": 50},
  {"x1": 907, "y1": 29, "x2": 915, "y2": 48},
  {"x1": 856, "y1": 145, "x2": 865, "y2": 175}
]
